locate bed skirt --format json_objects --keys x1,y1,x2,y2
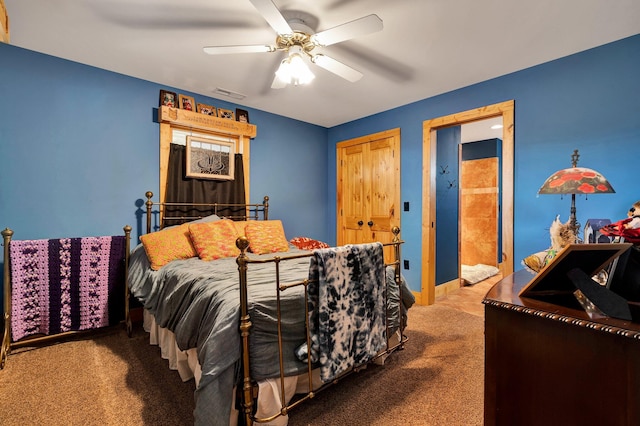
[
  {"x1": 141, "y1": 309, "x2": 398, "y2": 425},
  {"x1": 142, "y1": 309, "x2": 318, "y2": 426}
]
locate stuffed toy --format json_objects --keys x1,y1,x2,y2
[
  {"x1": 625, "y1": 201, "x2": 640, "y2": 229},
  {"x1": 599, "y1": 200, "x2": 640, "y2": 244},
  {"x1": 522, "y1": 215, "x2": 576, "y2": 274}
]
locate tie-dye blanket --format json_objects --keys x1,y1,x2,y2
[
  {"x1": 307, "y1": 242, "x2": 387, "y2": 383},
  {"x1": 9, "y1": 236, "x2": 126, "y2": 341}
]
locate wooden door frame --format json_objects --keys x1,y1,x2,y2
[{"x1": 421, "y1": 101, "x2": 514, "y2": 305}]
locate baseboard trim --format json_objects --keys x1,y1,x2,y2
[{"x1": 435, "y1": 279, "x2": 462, "y2": 298}]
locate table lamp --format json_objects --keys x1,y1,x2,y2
[{"x1": 538, "y1": 149, "x2": 615, "y2": 241}]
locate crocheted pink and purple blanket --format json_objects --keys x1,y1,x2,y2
[{"x1": 9, "y1": 236, "x2": 126, "y2": 341}]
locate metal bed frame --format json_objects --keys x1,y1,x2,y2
[
  {"x1": 235, "y1": 229, "x2": 406, "y2": 425},
  {"x1": 137, "y1": 192, "x2": 407, "y2": 425}
]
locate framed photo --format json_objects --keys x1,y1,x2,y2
[
  {"x1": 236, "y1": 108, "x2": 249, "y2": 123},
  {"x1": 197, "y1": 103, "x2": 217, "y2": 116},
  {"x1": 519, "y1": 243, "x2": 632, "y2": 298},
  {"x1": 178, "y1": 94, "x2": 196, "y2": 112},
  {"x1": 185, "y1": 135, "x2": 235, "y2": 180},
  {"x1": 159, "y1": 90, "x2": 178, "y2": 108},
  {"x1": 217, "y1": 108, "x2": 235, "y2": 120}
]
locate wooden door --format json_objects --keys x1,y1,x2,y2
[
  {"x1": 460, "y1": 157, "x2": 499, "y2": 267},
  {"x1": 337, "y1": 129, "x2": 400, "y2": 262}
]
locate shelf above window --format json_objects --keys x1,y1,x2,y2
[{"x1": 158, "y1": 106, "x2": 256, "y2": 139}]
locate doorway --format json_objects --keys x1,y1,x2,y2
[
  {"x1": 459, "y1": 135, "x2": 501, "y2": 281},
  {"x1": 421, "y1": 100, "x2": 514, "y2": 305}
]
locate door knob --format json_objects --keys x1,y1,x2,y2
[
  {"x1": 368, "y1": 221, "x2": 374, "y2": 227},
  {"x1": 358, "y1": 220, "x2": 364, "y2": 226}
]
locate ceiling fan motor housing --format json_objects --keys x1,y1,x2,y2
[
  {"x1": 276, "y1": 31, "x2": 315, "y2": 54},
  {"x1": 276, "y1": 12, "x2": 318, "y2": 54}
]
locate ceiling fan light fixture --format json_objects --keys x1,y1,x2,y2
[
  {"x1": 275, "y1": 51, "x2": 315, "y2": 86},
  {"x1": 204, "y1": 3, "x2": 384, "y2": 87}
]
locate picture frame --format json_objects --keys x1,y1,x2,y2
[
  {"x1": 236, "y1": 108, "x2": 249, "y2": 123},
  {"x1": 519, "y1": 243, "x2": 632, "y2": 298},
  {"x1": 217, "y1": 108, "x2": 235, "y2": 120},
  {"x1": 159, "y1": 90, "x2": 178, "y2": 108},
  {"x1": 197, "y1": 103, "x2": 217, "y2": 116},
  {"x1": 178, "y1": 94, "x2": 196, "y2": 112},
  {"x1": 185, "y1": 135, "x2": 235, "y2": 180}
]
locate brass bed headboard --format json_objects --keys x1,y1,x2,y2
[{"x1": 144, "y1": 191, "x2": 269, "y2": 233}]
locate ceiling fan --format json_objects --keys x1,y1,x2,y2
[{"x1": 203, "y1": 0, "x2": 383, "y2": 88}]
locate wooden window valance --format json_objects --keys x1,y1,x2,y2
[{"x1": 158, "y1": 106, "x2": 257, "y2": 205}]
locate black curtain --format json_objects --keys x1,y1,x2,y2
[{"x1": 164, "y1": 144, "x2": 246, "y2": 226}]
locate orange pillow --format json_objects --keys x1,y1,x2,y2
[
  {"x1": 232, "y1": 220, "x2": 248, "y2": 237},
  {"x1": 244, "y1": 220, "x2": 290, "y2": 255},
  {"x1": 140, "y1": 223, "x2": 197, "y2": 270},
  {"x1": 189, "y1": 219, "x2": 241, "y2": 261}
]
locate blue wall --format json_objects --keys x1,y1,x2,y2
[
  {"x1": 0, "y1": 43, "x2": 328, "y2": 309},
  {"x1": 435, "y1": 126, "x2": 460, "y2": 284},
  {"x1": 0, "y1": 43, "x2": 329, "y2": 242},
  {"x1": 1, "y1": 34, "x2": 639, "y2": 302},
  {"x1": 329, "y1": 34, "x2": 640, "y2": 291}
]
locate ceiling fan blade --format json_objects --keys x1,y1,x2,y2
[
  {"x1": 249, "y1": 0, "x2": 293, "y2": 35},
  {"x1": 311, "y1": 54, "x2": 363, "y2": 82},
  {"x1": 203, "y1": 45, "x2": 276, "y2": 55},
  {"x1": 311, "y1": 14, "x2": 383, "y2": 46}
]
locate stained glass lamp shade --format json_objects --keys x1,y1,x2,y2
[{"x1": 538, "y1": 150, "x2": 615, "y2": 239}]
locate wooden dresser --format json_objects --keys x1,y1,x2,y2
[{"x1": 483, "y1": 270, "x2": 640, "y2": 426}]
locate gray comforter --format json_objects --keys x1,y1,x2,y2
[{"x1": 128, "y1": 242, "x2": 414, "y2": 425}]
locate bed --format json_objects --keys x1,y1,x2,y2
[{"x1": 127, "y1": 192, "x2": 414, "y2": 425}]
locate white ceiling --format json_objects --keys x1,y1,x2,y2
[
  {"x1": 5, "y1": 0, "x2": 640, "y2": 128},
  {"x1": 461, "y1": 117, "x2": 503, "y2": 144}
]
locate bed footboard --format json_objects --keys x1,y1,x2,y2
[
  {"x1": 1, "y1": 226, "x2": 131, "y2": 370},
  {"x1": 236, "y1": 227, "x2": 407, "y2": 425}
]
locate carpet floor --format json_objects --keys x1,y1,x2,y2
[
  {"x1": 0, "y1": 304, "x2": 483, "y2": 425},
  {"x1": 287, "y1": 304, "x2": 484, "y2": 426}
]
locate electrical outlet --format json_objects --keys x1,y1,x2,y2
[{"x1": 404, "y1": 260, "x2": 410, "y2": 270}]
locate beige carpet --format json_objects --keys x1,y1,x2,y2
[
  {"x1": 0, "y1": 304, "x2": 483, "y2": 425},
  {"x1": 0, "y1": 329, "x2": 196, "y2": 425},
  {"x1": 287, "y1": 304, "x2": 484, "y2": 425}
]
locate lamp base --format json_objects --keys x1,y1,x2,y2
[{"x1": 569, "y1": 194, "x2": 582, "y2": 243}]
